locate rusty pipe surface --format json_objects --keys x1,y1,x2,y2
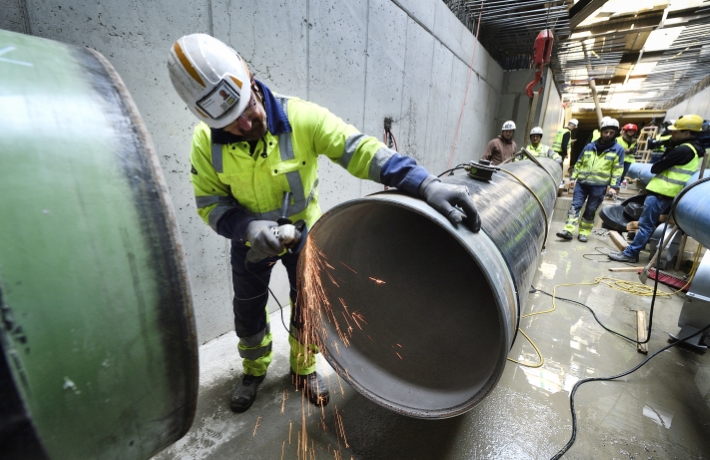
[{"x1": 300, "y1": 158, "x2": 561, "y2": 418}]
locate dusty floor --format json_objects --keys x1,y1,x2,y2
[{"x1": 154, "y1": 213, "x2": 710, "y2": 460}]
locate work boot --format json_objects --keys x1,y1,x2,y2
[
  {"x1": 291, "y1": 371, "x2": 330, "y2": 407},
  {"x1": 578, "y1": 234, "x2": 588, "y2": 243},
  {"x1": 556, "y1": 230, "x2": 573, "y2": 240},
  {"x1": 230, "y1": 373, "x2": 266, "y2": 413},
  {"x1": 608, "y1": 251, "x2": 639, "y2": 263}
]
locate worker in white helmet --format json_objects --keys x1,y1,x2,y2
[
  {"x1": 516, "y1": 127, "x2": 561, "y2": 164},
  {"x1": 552, "y1": 118, "x2": 577, "y2": 163},
  {"x1": 557, "y1": 118, "x2": 625, "y2": 243},
  {"x1": 167, "y1": 34, "x2": 480, "y2": 414},
  {"x1": 482, "y1": 120, "x2": 517, "y2": 165}
]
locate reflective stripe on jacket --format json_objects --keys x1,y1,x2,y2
[
  {"x1": 571, "y1": 141, "x2": 625, "y2": 187},
  {"x1": 516, "y1": 143, "x2": 561, "y2": 163},
  {"x1": 190, "y1": 95, "x2": 401, "y2": 234},
  {"x1": 552, "y1": 128, "x2": 570, "y2": 153},
  {"x1": 616, "y1": 136, "x2": 638, "y2": 164},
  {"x1": 646, "y1": 143, "x2": 700, "y2": 198}
]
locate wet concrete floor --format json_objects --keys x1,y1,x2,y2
[{"x1": 154, "y1": 214, "x2": 710, "y2": 460}]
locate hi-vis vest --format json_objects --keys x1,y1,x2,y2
[
  {"x1": 516, "y1": 143, "x2": 561, "y2": 163},
  {"x1": 572, "y1": 142, "x2": 625, "y2": 186},
  {"x1": 646, "y1": 143, "x2": 700, "y2": 198},
  {"x1": 190, "y1": 95, "x2": 389, "y2": 234},
  {"x1": 552, "y1": 128, "x2": 570, "y2": 153},
  {"x1": 616, "y1": 136, "x2": 637, "y2": 164}
]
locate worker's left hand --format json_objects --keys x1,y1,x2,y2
[
  {"x1": 608, "y1": 187, "x2": 618, "y2": 197},
  {"x1": 419, "y1": 178, "x2": 481, "y2": 232}
]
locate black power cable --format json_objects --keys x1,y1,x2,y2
[
  {"x1": 437, "y1": 164, "x2": 468, "y2": 177},
  {"x1": 244, "y1": 260, "x2": 298, "y2": 341},
  {"x1": 551, "y1": 175, "x2": 710, "y2": 458},
  {"x1": 550, "y1": 322, "x2": 710, "y2": 460},
  {"x1": 530, "y1": 287, "x2": 639, "y2": 344}
]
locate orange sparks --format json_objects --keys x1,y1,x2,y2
[
  {"x1": 351, "y1": 314, "x2": 363, "y2": 330},
  {"x1": 339, "y1": 261, "x2": 357, "y2": 273},
  {"x1": 396, "y1": 352, "x2": 403, "y2": 360},
  {"x1": 368, "y1": 276, "x2": 385, "y2": 284},
  {"x1": 289, "y1": 421, "x2": 293, "y2": 444},
  {"x1": 281, "y1": 441, "x2": 285, "y2": 460},
  {"x1": 335, "y1": 406, "x2": 350, "y2": 448},
  {"x1": 337, "y1": 373, "x2": 345, "y2": 396},
  {"x1": 397, "y1": 343, "x2": 402, "y2": 347},
  {"x1": 281, "y1": 389, "x2": 289, "y2": 414},
  {"x1": 352, "y1": 311, "x2": 367, "y2": 325},
  {"x1": 252, "y1": 416, "x2": 261, "y2": 436},
  {"x1": 326, "y1": 270, "x2": 340, "y2": 287}
]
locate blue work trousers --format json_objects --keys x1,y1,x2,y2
[
  {"x1": 230, "y1": 242, "x2": 300, "y2": 339},
  {"x1": 623, "y1": 194, "x2": 673, "y2": 258},
  {"x1": 563, "y1": 182, "x2": 607, "y2": 236}
]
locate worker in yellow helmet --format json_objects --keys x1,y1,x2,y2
[
  {"x1": 609, "y1": 115, "x2": 705, "y2": 262},
  {"x1": 168, "y1": 34, "x2": 480, "y2": 413}
]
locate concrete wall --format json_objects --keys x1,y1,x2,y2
[
  {"x1": 3, "y1": 0, "x2": 504, "y2": 344},
  {"x1": 665, "y1": 84, "x2": 710, "y2": 120},
  {"x1": 496, "y1": 68, "x2": 564, "y2": 149}
]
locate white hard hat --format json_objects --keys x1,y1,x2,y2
[
  {"x1": 530, "y1": 127, "x2": 544, "y2": 136},
  {"x1": 168, "y1": 34, "x2": 253, "y2": 129},
  {"x1": 568, "y1": 119, "x2": 579, "y2": 127},
  {"x1": 502, "y1": 120, "x2": 516, "y2": 131},
  {"x1": 600, "y1": 117, "x2": 620, "y2": 131}
]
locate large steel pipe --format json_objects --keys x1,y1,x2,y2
[
  {"x1": 301, "y1": 158, "x2": 561, "y2": 418},
  {"x1": 627, "y1": 162, "x2": 703, "y2": 186},
  {"x1": 0, "y1": 30, "x2": 197, "y2": 459},
  {"x1": 673, "y1": 177, "x2": 710, "y2": 249}
]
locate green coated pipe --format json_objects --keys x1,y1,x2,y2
[{"x1": 0, "y1": 29, "x2": 198, "y2": 459}]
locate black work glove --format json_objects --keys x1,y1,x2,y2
[
  {"x1": 418, "y1": 176, "x2": 481, "y2": 233},
  {"x1": 245, "y1": 220, "x2": 284, "y2": 256}
]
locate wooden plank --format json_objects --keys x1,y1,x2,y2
[
  {"x1": 609, "y1": 231, "x2": 629, "y2": 251},
  {"x1": 608, "y1": 266, "x2": 643, "y2": 272},
  {"x1": 637, "y1": 310, "x2": 648, "y2": 354}
]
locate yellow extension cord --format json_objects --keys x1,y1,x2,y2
[{"x1": 508, "y1": 243, "x2": 704, "y2": 368}]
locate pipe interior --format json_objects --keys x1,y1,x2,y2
[{"x1": 310, "y1": 200, "x2": 506, "y2": 416}]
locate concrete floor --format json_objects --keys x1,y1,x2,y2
[{"x1": 154, "y1": 214, "x2": 710, "y2": 460}]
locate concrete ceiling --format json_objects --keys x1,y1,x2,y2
[{"x1": 444, "y1": 0, "x2": 710, "y2": 113}]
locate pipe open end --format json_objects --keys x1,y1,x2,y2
[{"x1": 301, "y1": 195, "x2": 515, "y2": 418}]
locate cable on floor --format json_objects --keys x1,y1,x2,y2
[
  {"x1": 550, "y1": 322, "x2": 710, "y2": 460},
  {"x1": 552, "y1": 178, "x2": 710, "y2": 457},
  {"x1": 506, "y1": 328, "x2": 544, "y2": 368}
]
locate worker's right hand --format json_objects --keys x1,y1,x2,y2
[
  {"x1": 419, "y1": 178, "x2": 481, "y2": 233},
  {"x1": 245, "y1": 220, "x2": 284, "y2": 256}
]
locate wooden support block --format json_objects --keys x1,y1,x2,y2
[
  {"x1": 608, "y1": 266, "x2": 644, "y2": 272},
  {"x1": 609, "y1": 231, "x2": 629, "y2": 251},
  {"x1": 637, "y1": 310, "x2": 648, "y2": 354}
]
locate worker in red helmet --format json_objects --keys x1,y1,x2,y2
[{"x1": 617, "y1": 123, "x2": 638, "y2": 179}]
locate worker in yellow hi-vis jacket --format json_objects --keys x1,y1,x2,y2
[{"x1": 168, "y1": 34, "x2": 481, "y2": 414}]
